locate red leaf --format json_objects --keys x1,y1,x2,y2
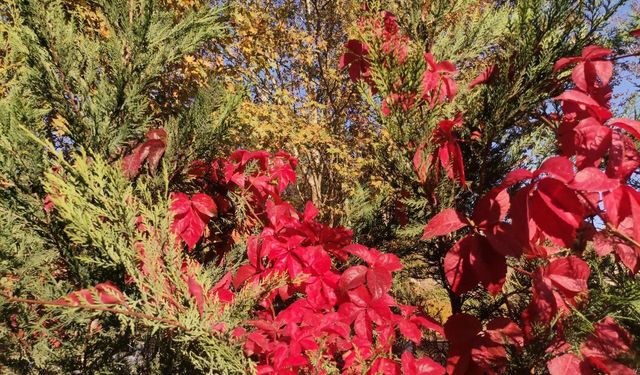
[
  {"x1": 43, "y1": 194, "x2": 55, "y2": 213},
  {"x1": 568, "y1": 167, "x2": 619, "y2": 192},
  {"x1": 499, "y1": 168, "x2": 534, "y2": 189},
  {"x1": 339, "y1": 40, "x2": 370, "y2": 82},
  {"x1": 525, "y1": 257, "x2": 591, "y2": 329},
  {"x1": 122, "y1": 128, "x2": 167, "y2": 178},
  {"x1": 468, "y1": 65, "x2": 496, "y2": 89},
  {"x1": 191, "y1": 193, "x2": 218, "y2": 217},
  {"x1": 528, "y1": 273, "x2": 561, "y2": 324},
  {"x1": 444, "y1": 313, "x2": 482, "y2": 344},
  {"x1": 510, "y1": 184, "x2": 538, "y2": 246},
  {"x1": 573, "y1": 117, "x2": 612, "y2": 168},
  {"x1": 571, "y1": 63, "x2": 590, "y2": 91},
  {"x1": 607, "y1": 132, "x2": 640, "y2": 180},
  {"x1": 171, "y1": 192, "x2": 217, "y2": 250},
  {"x1": 547, "y1": 354, "x2": 594, "y2": 375},
  {"x1": 302, "y1": 201, "x2": 319, "y2": 222},
  {"x1": 581, "y1": 46, "x2": 613, "y2": 60},
  {"x1": 602, "y1": 186, "x2": 635, "y2": 227},
  {"x1": 444, "y1": 236, "x2": 479, "y2": 295},
  {"x1": 210, "y1": 272, "x2": 234, "y2": 303},
  {"x1": 338, "y1": 265, "x2": 367, "y2": 291},
  {"x1": 370, "y1": 358, "x2": 400, "y2": 375},
  {"x1": 611, "y1": 234, "x2": 640, "y2": 273},
  {"x1": 592, "y1": 232, "x2": 616, "y2": 256},
  {"x1": 554, "y1": 56, "x2": 581, "y2": 72},
  {"x1": 538, "y1": 156, "x2": 575, "y2": 183},
  {"x1": 609, "y1": 118, "x2": 640, "y2": 139},
  {"x1": 374, "y1": 252, "x2": 403, "y2": 272},
  {"x1": 631, "y1": 28, "x2": 640, "y2": 38},
  {"x1": 451, "y1": 142, "x2": 467, "y2": 187},
  {"x1": 531, "y1": 178, "x2": 585, "y2": 247},
  {"x1": 470, "y1": 334, "x2": 507, "y2": 371},
  {"x1": 485, "y1": 317, "x2": 524, "y2": 347},
  {"x1": 398, "y1": 319, "x2": 422, "y2": 344},
  {"x1": 586, "y1": 356, "x2": 636, "y2": 375},
  {"x1": 422, "y1": 208, "x2": 469, "y2": 240},
  {"x1": 472, "y1": 189, "x2": 510, "y2": 228},
  {"x1": 555, "y1": 90, "x2": 601, "y2": 108},
  {"x1": 344, "y1": 244, "x2": 377, "y2": 264},
  {"x1": 572, "y1": 60, "x2": 613, "y2": 91},
  {"x1": 413, "y1": 143, "x2": 432, "y2": 183},
  {"x1": 95, "y1": 282, "x2": 126, "y2": 305},
  {"x1": 468, "y1": 236, "x2": 507, "y2": 295},
  {"x1": 554, "y1": 46, "x2": 611, "y2": 84},
  {"x1": 422, "y1": 53, "x2": 458, "y2": 106},
  {"x1": 144, "y1": 139, "x2": 167, "y2": 174},
  {"x1": 485, "y1": 223, "x2": 523, "y2": 257},
  {"x1": 122, "y1": 145, "x2": 145, "y2": 179},
  {"x1": 366, "y1": 270, "x2": 391, "y2": 300},
  {"x1": 401, "y1": 351, "x2": 446, "y2": 375},
  {"x1": 554, "y1": 90, "x2": 612, "y2": 121},
  {"x1": 591, "y1": 60, "x2": 613, "y2": 86},
  {"x1": 399, "y1": 305, "x2": 445, "y2": 336},
  {"x1": 545, "y1": 256, "x2": 590, "y2": 295},
  {"x1": 353, "y1": 310, "x2": 373, "y2": 342},
  {"x1": 187, "y1": 275, "x2": 205, "y2": 316},
  {"x1": 444, "y1": 314, "x2": 483, "y2": 375}
]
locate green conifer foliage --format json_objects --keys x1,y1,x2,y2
[{"x1": 0, "y1": 0, "x2": 250, "y2": 372}]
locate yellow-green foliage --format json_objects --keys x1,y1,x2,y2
[{"x1": 37, "y1": 147, "x2": 289, "y2": 373}]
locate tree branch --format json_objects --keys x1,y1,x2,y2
[{"x1": 0, "y1": 292, "x2": 188, "y2": 332}]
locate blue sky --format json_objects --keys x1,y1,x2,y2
[{"x1": 611, "y1": 1, "x2": 639, "y2": 117}]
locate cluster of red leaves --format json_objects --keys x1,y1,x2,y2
[
  {"x1": 248, "y1": 158, "x2": 445, "y2": 371},
  {"x1": 169, "y1": 149, "x2": 298, "y2": 252},
  {"x1": 168, "y1": 150, "x2": 447, "y2": 374},
  {"x1": 339, "y1": 10, "x2": 409, "y2": 100},
  {"x1": 413, "y1": 116, "x2": 467, "y2": 188},
  {"x1": 124, "y1": 144, "x2": 445, "y2": 367},
  {"x1": 409, "y1": 61, "x2": 499, "y2": 189},
  {"x1": 236, "y1": 200, "x2": 445, "y2": 374},
  {"x1": 375, "y1": 11, "x2": 409, "y2": 65},
  {"x1": 189, "y1": 149, "x2": 297, "y2": 206},
  {"x1": 338, "y1": 9, "x2": 476, "y2": 196},
  {"x1": 444, "y1": 314, "x2": 523, "y2": 375},
  {"x1": 339, "y1": 9, "x2": 475, "y2": 189},
  {"x1": 550, "y1": 48, "x2": 640, "y2": 271},
  {"x1": 422, "y1": 44, "x2": 638, "y2": 374},
  {"x1": 338, "y1": 10, "x2": 460, "y2": 118},
  {"x1": 547, "y1": 317, "x2": 634, "y2": 375}
]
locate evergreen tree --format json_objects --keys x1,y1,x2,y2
[{"x1": 0, "y1": 0, "x2": 250, "y2": 372}]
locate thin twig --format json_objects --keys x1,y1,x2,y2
[
  {"x1": 576, "y1": 191, "x2": 640, "y2": 249},
  {"x1": 609, "y1": 52, "x2": 640, "y2": 62}
]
